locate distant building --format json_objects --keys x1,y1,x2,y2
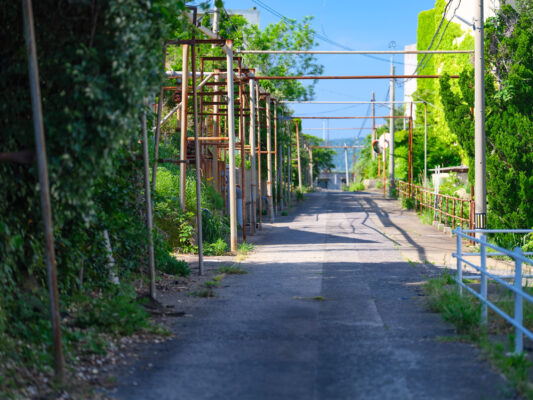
[{"x1": 317, "y1": 172, "x2": 347, "y2": 191}]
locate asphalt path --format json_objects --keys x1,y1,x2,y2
[{"x1": 113, "y1": 191, "x2": 515, "y2": 400}]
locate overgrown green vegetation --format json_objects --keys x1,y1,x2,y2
[
  {"x1": 440, "y1": 3, "x2": 533, "y2": 247},
  {"x1": 343, "y1": 182, "x2": 365, "y2": 192},
  {"x1": 424, "y1": 273, "x2": 533, "y2": 398},
  {"x1": 0, "y1": 0, "x2": 324, "y2": 394}
]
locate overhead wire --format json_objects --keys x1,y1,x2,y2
[{"x1": 250, "y1": 0, "x2": 412, "y2": 67}]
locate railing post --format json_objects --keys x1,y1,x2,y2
[
  {"x1": 514, "y1": 247, "x2": 523, "y2": 354},
  {"x1": 480, "y1": 234, "x2": 488, "y2": 324},
  {"x1": 456, "y1": 228, "x2": 463, "y2": 296}
]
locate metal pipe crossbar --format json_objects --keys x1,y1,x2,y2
[
  {"x1": 237, "y1": 50, "x2": 473, "y2": 55},
  {"x1": 254, "y1": 75, "x2": 459, "y2": 80},
  {"x1": 280, "y1": 101, "x2": 426, "y2": 104}
]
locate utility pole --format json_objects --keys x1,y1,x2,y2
[
  {"x1": 371, "y1": 92, "x2": 376, "y2": 161},
  {"x1": 266, "y1": 96, "x2": 274, "y2": 222},
  {"x1": 249, "y1": 79, "x2": 257, "y2": 235},
  {"x1": 389, "y1": 64, "x2": 396, "y2": 197},
  {"x1": 344, "y1": 144, "x2": 349, "y2": 186},
  {"x1": 212, "y1": 3, "x2": 220, "y2": 37},
  {"x1": 226, "y1": 40, "x2": 238, "y2": 251},
  {"x1": 474, "y1": 0, "x2": 487, "y2": 229}
]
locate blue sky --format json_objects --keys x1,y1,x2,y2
[{"x1": 222, "y1": 0, "x2": 436, "y2": 142}]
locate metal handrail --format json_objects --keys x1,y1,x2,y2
[
  {"x1": 452, "y1": 228, "x2": 533, "y2": 353},
  {"x1": 398, "y1": 181, "x2": 473, "y2": 229}
]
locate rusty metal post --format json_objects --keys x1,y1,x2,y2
[
  {"x1": 226, "y1": 40, "x2": 238, "y2": 251},
  {"x1": 273, "y1": 101, "x2": 278, "y2": 213},
  {"x1": 295, "y1": 121, "x2": 303, "y2": 190},
  {"x1": 287, "y1": 120, "x2": 292, "y2": 202},
  {"x1": 249, "y1": 79, "x2": 257, "y2": 234},
  {"x1": 22, "y1": 0, "x2": 64, "y2": 382},
  {"x1": 152, "y1": 45, "x2": 168, "y2": 194},
  {"x1": 238, "y1": 71, "x2": 246, "y2": 240},
  {"x1": 266, "y1": 96, "x2": 274, "y2": 222},
  {"x1": 191, "y1": 31, "x2": 204, "y2": 275},
  {"x1": 308, "y1": 147, "x2": 314, "y2": 187},
  {"x1": 180, "y1": 45, "x2": 190, "y2": 210},
  {"x1": 256, "y1": 90, "x2": 263, "y2": 229},
  {"x1": 142, "y1": 108, "x2": 156, "y2": 298}
]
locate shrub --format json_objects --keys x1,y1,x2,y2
[{"x1": 204, "y1": 238, "x2": 228, "y2": 256}]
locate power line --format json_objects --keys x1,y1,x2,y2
[{"x1": 250, "y1": 0, "x2": 411, "y2": 67}]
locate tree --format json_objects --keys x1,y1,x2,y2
[{"x1": 439, "y1": 4, "x2": 533, "y2": 236}]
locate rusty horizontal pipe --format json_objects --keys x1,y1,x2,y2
[
  {"x1": 186, "y1": 137, "x2": 229, "y2": 141},
  {"x1": 166, "y1": 38, "x2": 225, "y2": 46},
  {"x1": 311, "y1": 146, "x2": 365, "y2": 149}
]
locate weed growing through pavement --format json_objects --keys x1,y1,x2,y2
[
  {"x1": 218, "y1": 264, "x2": 247, "y2": 275},
  {"x1": 189, "y1": 289, "x2": 216, "y2": 298}
]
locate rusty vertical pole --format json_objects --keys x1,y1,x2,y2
[
  {"x1": 295, "y1": 121, "x2": 302, "y2": 190},
  {"x1": 308, "y1": 147, "x2": 314, "y2": 187},
  {"x1": 266, "y1": 96, "x2": 274, "y2": 222},
  {"x1": 273, "y1": 101, "x2": 278, "y2": 213},
  {"x1": 226, "y1": 40, "x2": 238, "y2": 251},
  {"x1": 238, "y1": 70, "x2": 246, "y2": 240},
  {"x1": 152, "y1": 45, "x2": 168, "y2": 194},
  {"x1": 256, "y1": 90, "x2": 263, "y2": 229},
  {"x1": 142, "y1": 108, "x2": 156, "y2": 299},
  {"x1": 179, "y1": 45, "x2": 190, "y2": 210},
  {"x1": 22, "y1": 0, "x2": 64, "y2": 382},
  {"x1": 287, "y1": 120, "x2": 292, "y2": 202},
  {"x1": 191, "y1": 29, "x2": 204, "y2": 275},
  {"x1": 249, "y1": 79, "x2": 257, "y2": 234},
  {"x1": 279, "y1": 122, "x2": 284, "y2": 209}
]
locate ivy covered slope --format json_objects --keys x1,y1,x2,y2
[
  {"x1": 0, "y1": 0, "x2": 191, "y2": 391},
  {"x1": 414, "y1": 0, "x2": 473, "y2": 170},
  {"x1": 439, "y1": 3, "x2": 533, "y2": 235}
]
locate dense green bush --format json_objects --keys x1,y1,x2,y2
[{"x1": 440, "y1": 4, "x2": 533, "y2": 245}]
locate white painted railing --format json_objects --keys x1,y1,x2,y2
[{"x1": 453, "y1": 228, "x2": 533, "y2": 353}]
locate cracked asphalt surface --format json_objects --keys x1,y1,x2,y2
[{"x1": 112, "y1": 190, "x2": 516, "y2": 400}]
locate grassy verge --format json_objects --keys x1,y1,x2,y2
[
  {"x1": 0, "y1": 281, "x2": 172, "y2": 399},
  {"x1": 424, "y1": 272, "x2": 533, "y2": 398}
]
